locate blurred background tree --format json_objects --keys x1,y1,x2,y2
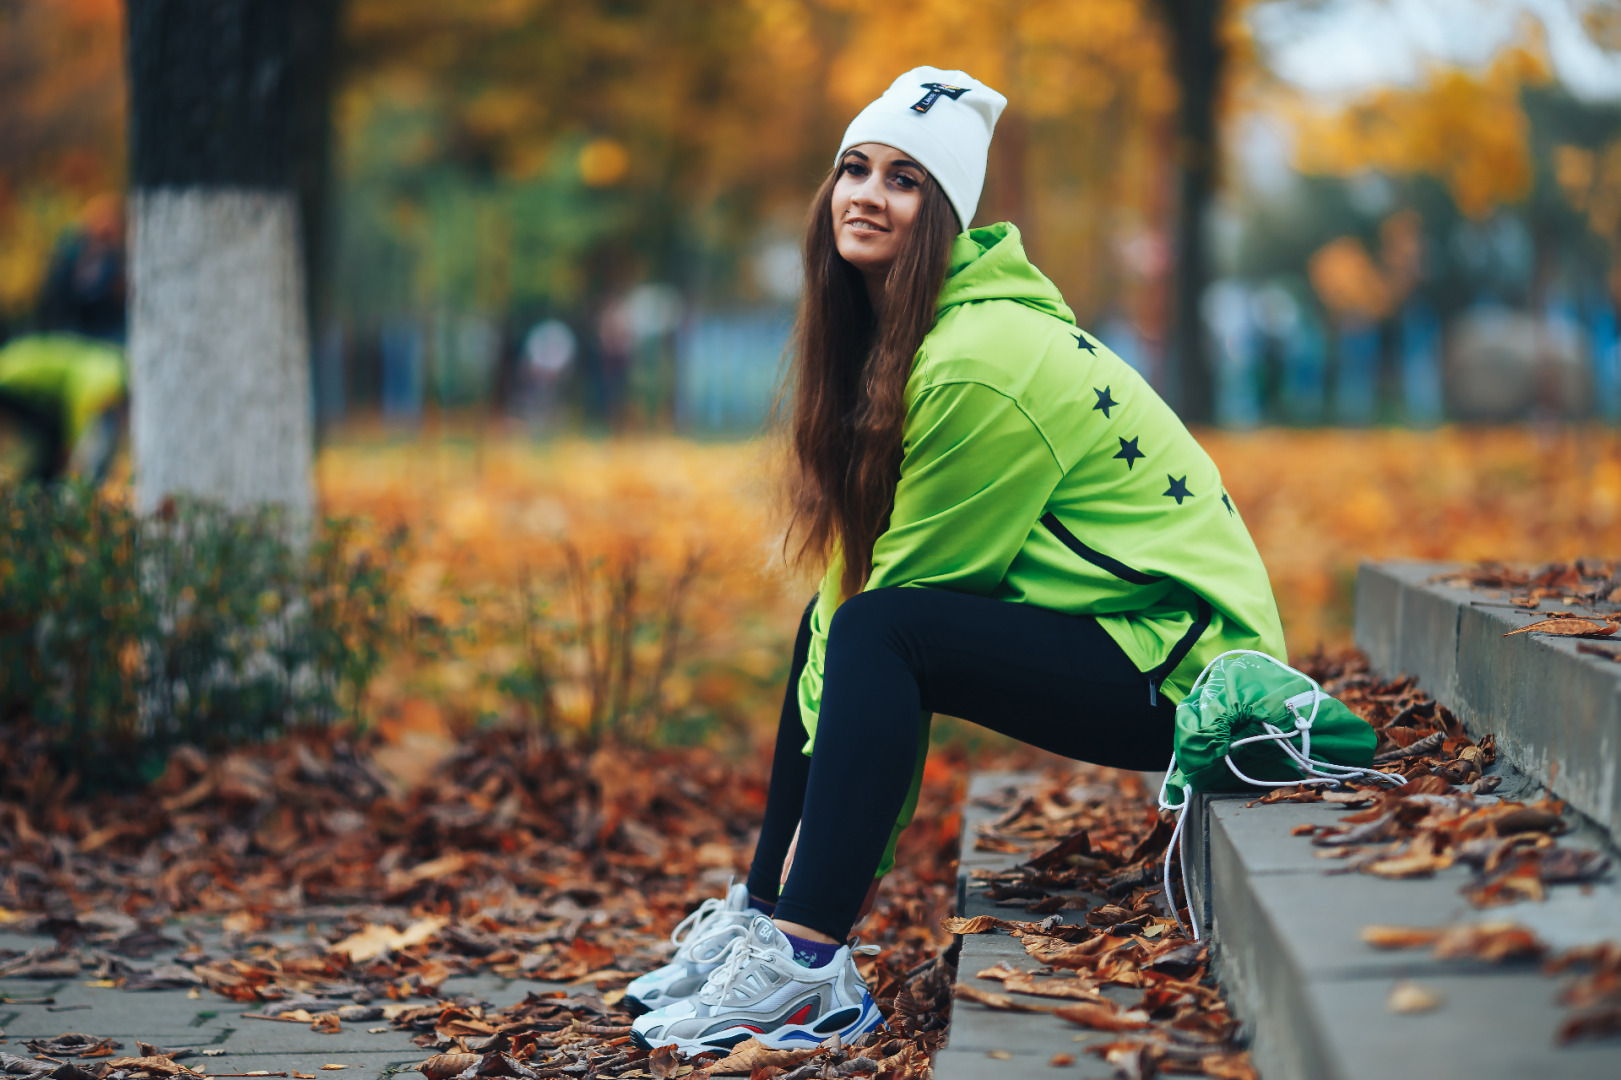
[{"x1": 123, "y1": 0, "x2": 336, "y2": 520}]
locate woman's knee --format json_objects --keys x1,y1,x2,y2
[{"x1": 826, "y1": 587, "x2": 918, "y2": 656}]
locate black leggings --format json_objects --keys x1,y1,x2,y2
[{"x1": 745, "y1": 587, "x2": 1177, "y2": 941}]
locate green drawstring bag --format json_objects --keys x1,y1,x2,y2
[{"x1": 1156, "y1": 650, "x2": 1401, "y2": 939}]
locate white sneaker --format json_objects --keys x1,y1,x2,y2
[
  {"x1": 623, "y1": 883, "x2": 760, "y2": 1016},
  {"x1": 629, "y1": 915, "x2": 883, "y2": 1056}
]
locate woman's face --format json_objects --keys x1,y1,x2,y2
[{"x1": 831, "y1": 142, "x2": 926, "y2": 282}]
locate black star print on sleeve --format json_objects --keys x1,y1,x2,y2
[
  {"x1": 1221, "y1": 491, "x2": 1234, "y2": 516},
  {"x1": 1073, "y1": 332, "x2": 1097, "y2": 354},
  {"x1": 1163, "y1": 474, "x2": 1192, "y2": 504},
  {"x1": 1092, "y1": 386, "x2": 1118, "y2": 418},
  {"x1": 1113, "y1": 436, "x2": 1144, "y2": 470}
]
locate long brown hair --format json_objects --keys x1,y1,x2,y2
[{"x1": 784, "y1": 163, "x2": 959, "y2": 599}]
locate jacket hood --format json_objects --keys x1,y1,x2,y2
[{"x1": 936, "y1": 222, "x2": 1074, "y2": 325}]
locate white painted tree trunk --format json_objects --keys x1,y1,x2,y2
[{"x1": 128, "y1": 189, "x2": 313, "y2": 523}]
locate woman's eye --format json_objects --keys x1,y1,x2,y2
[
  {"x1": 840, "y1": 162, "x2": 867, "y2": 177},
  {"x1": 892, "y1": 174, "x2": 918, "y2": 189}
]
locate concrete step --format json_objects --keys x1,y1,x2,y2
[
  {"x1": 1186, "y1": 790, "x2": 1621, "y2": 1078},
  {"x1": 1355, "y1": 560, "x2": 1621, "y2": 843},
  {"x1": 934, "y1": 772, "x2": 1142, "y2": 1080}
]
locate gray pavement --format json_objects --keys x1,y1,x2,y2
[{"x1": 0, "y1": 925, "x2": 568, "y2": 1080}]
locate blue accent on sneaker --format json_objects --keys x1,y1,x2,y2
[{"x1": 783, "y1": 931, "x2": 840, "y2": 968}]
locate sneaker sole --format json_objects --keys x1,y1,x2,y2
[{"x1": 630, "y1": 995, "x2": 883, "y2": 1059}]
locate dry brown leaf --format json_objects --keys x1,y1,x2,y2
[
  {"x1": 101, "y1": 1058, "x2": 199, "y2": 1077},
  {"x1": 320, "y1": 1066, "x2": 348, "y2": 1071},
  {"x1": 1365, "y1": 850, "x2": 1453, "y2": 878},
  {"x1": 1493, "y1": 807, "x2": 1564, "y2": 835},
  {"x1": 704, "y1": 1039, "x2": 819, "y2": 1076},
  {"x1": 973, "y1": 962, "x2": 1022, "y2": 982},
  {"x1": 1199, "y1": 1052, "x2": 1259, "y2": 1080},
  {"x1": 1000, "y1": 974, "x2": 1107, "y2": 1002},
  {"x1": 1387, "y1": 981, "x2": 1445, "y2": 1014},
  {"x1": 1558, "y1": 1005, "x2": 1621, "y2": 1044},
  {"x1": 954, "y1": 982, "x2": 1054, "y2": 1013},
  {"x1": 1503, "y1": 617, "x2": 1617, "y2": 638},
  {"x1": 1432, "y1": 921, "x2": 1545, "y2": 963},
  {"x1": 649, "y1": 1044, "x2": 682, "y2": 1079},
  {"x1": 1361, "y1": 926, "x2": 1444, "y2": 950},
  {"x1": 221, "y1": 910, "x2": 265, "y2": 935},
  {"x1": 939, "y1": 915, "x2": 1006, "y2": 935},
  {"x1": 1052, "y1": 1003, "x2": 1151, "y2": 1032},
  {"x1": 330, "y1": 916, "x2": 448, "y2": 962},
  {"x1": 1047, "y1": 1054, "x2": 1074, "y2": 1067},
  {"x1": 417, "y1": 1059, "x2": 478, "y2": 1080},
  {"x1": 310, "y1": 1013, "x2": 342, "y2": 1034}
]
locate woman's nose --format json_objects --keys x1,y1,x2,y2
[{"x1": 852, "y1": 175, "x2": 884, "y2": 206}]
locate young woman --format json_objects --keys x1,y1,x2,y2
[{"x1": 627, "y1": 67, "x2": 1285, "y2": 1056}]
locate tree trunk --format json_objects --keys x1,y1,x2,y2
[
  {"x1": 125, "y1": 0, "x2": 336, "y2": 521},
  {"x1": 1154, "y1": 0, "x2": 1222, "y2": 424}
]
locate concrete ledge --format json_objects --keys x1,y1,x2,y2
[
  {"x1": 936, "y1": 772, "x2": 1134, "y2": 1080},
  {"x1": 1196, "y1": 795, "x2": 1621, "y2": 1079},
  {"x1": 1355, "y1": 561, "x2": 1621, "y2": 842}
]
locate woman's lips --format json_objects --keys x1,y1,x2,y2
[{"x1": 844, "y1": 217, "x2": 889, "y2": 233}]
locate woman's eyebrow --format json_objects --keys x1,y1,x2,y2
[
  {"x1": 891, "y1": 159, "x2": 923, "y2": 172},
  {"x1": 842, "y1": 150, "x2": 869, "y2": 162}
]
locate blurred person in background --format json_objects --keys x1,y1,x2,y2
[
  {"x1": 519, "y1": 318, "x2": 577, "y2": 430},
  {"x1": 0, "y1": 334, "x2": 127, "y2": 485},
  {"x1": 38, "y1": 193, "x2": 127, "y2": 344},
  {"x1": 625, "y1": 67, "x2": 1284, "y2": 1057}
]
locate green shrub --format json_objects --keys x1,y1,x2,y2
[{"x1": 0, "y1": 484, "x2": 404, "y2": 783}]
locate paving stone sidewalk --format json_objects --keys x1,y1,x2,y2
[{"x1": 0, "y1": 923, "x2": 553, "y2": 1080}]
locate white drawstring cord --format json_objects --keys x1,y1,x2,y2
[{"x1": 1155, "y1": 651, "x2": 1406, "y2": 942}]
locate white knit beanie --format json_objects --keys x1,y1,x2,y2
[{"x1": 836, "y1": 66, "x2": 1007, "y2": 231}]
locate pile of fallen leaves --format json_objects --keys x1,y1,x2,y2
[
  {"x1": 1265, "y1": 652, "x2": 1619, "y2": 1045},
  {"x1": 1437, "y1": 559, "x2": 1621, "y2": 610},
  {"x1": 0, "y1": 717, "x2": 1018, "y2": 1080},
  {"x1": 943, "y1": 774, "x2": 1258, "y2": 1079},
  {"x1": 1261, "y1": 651, "x2": 1611, "y2": 897},
  {"x1": 1435, "y1": 559, "x2": 1621, "y2": 659}
]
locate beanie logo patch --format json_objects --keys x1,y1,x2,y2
[{"x1": 910, "y1": 82, "x2": 971, "y2": 114}]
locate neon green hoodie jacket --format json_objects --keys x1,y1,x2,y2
[
  {"x1": 798, "y1": 223, "x2": 1286, "y2": 756},
  {"x1": 0, "y1": 334, "x2": 126, "y2": 449}
]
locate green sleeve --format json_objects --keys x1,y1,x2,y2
[{"x1": 796, "y1": 379, "x2": 1064, "y2": 743}]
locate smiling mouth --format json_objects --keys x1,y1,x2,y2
[{"x1": 844, "y1": 217, "x2": 889, "y2": 233}]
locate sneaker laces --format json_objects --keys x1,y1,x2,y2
[
  {"x1": 669, "y1": 896, "x2": 727, "y2": 953},
  {"x1": 699, "y1": 933, "x2": 785, "y2": 1005}
]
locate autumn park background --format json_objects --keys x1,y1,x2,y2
[{"x1": 2, "y1": 0, "x2": 1620, "y2": 773}]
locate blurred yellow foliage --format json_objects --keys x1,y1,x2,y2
[
  {"x1": 1556, "y1": 140, "x2": 1621, "y2": 245},
  {"x1": 578, "y1": 138, "x2": 631, "y2": 188},
  {"x1": 1291, "y1": 41, "x2": 1552, "y2": 219},
  {"x1": 315, "y1": 427, "x2": 1620, "y2": 734},
  {"x1": 1307, "y1": 209, "x2": 1425, "y2": 324}
]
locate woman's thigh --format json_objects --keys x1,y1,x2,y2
[{"x1": 826, "y1": 587, "x2": 1175, "y2": 770}]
